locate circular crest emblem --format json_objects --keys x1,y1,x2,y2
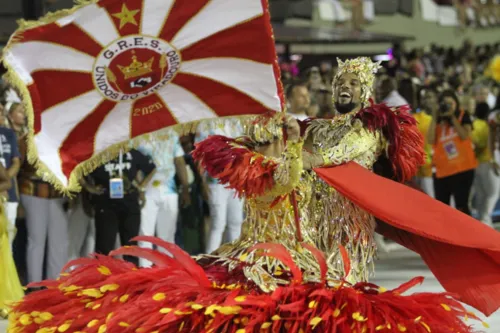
[{"x1": 93, "y1": 36, "x2": 181, "y2": 102}]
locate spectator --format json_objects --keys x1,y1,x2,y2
[
  {"x1": 18, "y1": 139, "x2": 69, "y2": 283},
  {"x1": 398, "y1": 78, "x2": 418, "y2": 109},
  {"x1": 0, "y1": 104, "x2": 21, "y2": 246},
  {"x1": 285, "y1": 82, "x2": 311, "y2": 120},
  {"x1": 176, "y1": 134, "x2": 209, "y2": 255},
  {"x1": 375, "y1": 75, "x2": 409, "y2": 107},
  {"x1": 427, "y1": 90, "x2": 478, "y2": 215},
  {"x1": 195, "y1": 120, "x2": 244, "y2": 254},
  {"x1": 67, "y1": 191, "x2": 95, "y2": 261},
  {"x1": 414, "y1": 88, "x2": 438, "y2": 198},
  {"x1": 82, "y1": 149, "x2": 155, "y2": 266},
  {"x1": 473, "y1": 84, "x2": 496, "y2": 110},
  {"x1": 307, "y1": 101, "x2": 320, "y2": 118},
  {"x1": 137, "y1": 131, "x2": 191, "y2": 267},
  {"x1": 472, "y1": 102, "x2": 497, "y2": 226},
  {"x1": 7, "y1": 103, "x2": 27, "y2": 138}
]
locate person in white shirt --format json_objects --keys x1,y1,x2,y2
[
  {"x1": 195, "y1": 120, "x2": 244, "y2": 254},
  {"x1": 375, "y1": 75, "x2": 409, "y2": 108},
  {"x1": 285, "y1": 82, "x2": 311, "y2": 120},
  {"x1": 474, "y1": 84, "x2": 496, "y2": 110},
  {"x1": 137, "y1": 130, "x2": 190, "y2": 266}
]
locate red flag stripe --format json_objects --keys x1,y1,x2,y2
[
  {"x1": 19, "y1": 22, "x2": 102, "y2": 58},
  {"x1": 59, "y1": 99, "x2": 117, "y2": 179},
  {"x1": 172, "y1": 73, "x2": 272, "y2": 117},
  {"x1": 99, "y1": 0, "x2": 144, "y2": 37},
  {"x1": 130, "y1": 93, "x2": 178, "y2": 138},
  {"x1": 27, "y1": 84, "x2": 43, "y2": 134},
  {"x1": 181, "y1": 16, "x2": 274, "y2": 64},
  {"x1": 30, "y1": 70, "x2": 95, "y2": 113},
  {"x1": 158, "y1": 0, "x2": 208, "y2": 42}
]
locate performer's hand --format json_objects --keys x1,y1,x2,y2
[
  {"x1": 284, "y1": 115, "x2": 300, "y2": 141},
  {"x1": 303, "y1": 151, "x2": 323, "y2": 170}
]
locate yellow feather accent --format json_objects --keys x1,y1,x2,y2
[
  {"x1": 310, "y1": 317, "x2": 322, "y2": 328},
  {"x1": 261, "y1": 322, "x2": 272, "y2": 329},
  {"x1": 440, "y1": 303, "x2": 451, "y2": 311},
  {"x1": 97, "y1": 266, "x2": 111, "y2": 276},
  {"x1": 420, "y1": 321, "x2": 431, "y2": 332}
]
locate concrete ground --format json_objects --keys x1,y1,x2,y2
[{"x1": 1, "y1": 249, "x2": 498, "y2": 332}]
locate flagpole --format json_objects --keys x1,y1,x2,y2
[{"x1": 282, "y1": 113, "x2": 303, "y2": 243}]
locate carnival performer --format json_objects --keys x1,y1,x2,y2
[
  {"x1": 6, "y1": 58, "x2": 500, "y2": 333},
  {"x1": 0, "y1": 162, "x2": 24, "y2": 319}
]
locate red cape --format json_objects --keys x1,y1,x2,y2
[{"x1": 315, "y1": 162, "x2": 500, "y2": 316}]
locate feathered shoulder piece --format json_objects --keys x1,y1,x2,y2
[
  {"x1": 355, "y1": 100, "x2": 425, "y2": 182},
  {"x1": 192, "y1": 135, "x2": 278, "y2": 198}
]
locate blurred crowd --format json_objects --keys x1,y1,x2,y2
[
  {"x1": 437, "y1": 0, "x2": 500, "y2": 29},
  {"x1": 1, "y1": 38, "x2": 499, "y2": 288},
  {"x1": 282, "y1": 39, "x2": 500, "y2": 225}
]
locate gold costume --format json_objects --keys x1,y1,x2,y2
[{"x1": 211, "y1": 112, "x2": 386, "y2": 289}]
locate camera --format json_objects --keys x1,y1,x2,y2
[{"x1": 439, "y1": 102, "x2": 451, "y2": 114}]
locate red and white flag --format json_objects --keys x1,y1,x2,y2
[{"x1": 2, "y1": 0, "x2": 283, "y2": 191}]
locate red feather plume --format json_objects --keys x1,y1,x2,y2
[
  {"x1": 9, "y1": 239, "x2": 481, "y2": 333},
  {"x1": 248, "y1": 243, "x2": 303, "y2": 283},
  {"x1": 355, "y1": 100, "x2": 425, "y2": 182},
  {"x1": 132, "y1": 236, "x2": 211, "y2": 288},
  {"x1": 192, "y1": 135, "x2": 278, "y2": 198},
  {"x1": 300, "y1": 242, "x2": 328, "y2": 284}
]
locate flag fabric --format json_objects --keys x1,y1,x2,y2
[{"x1": 2, "y1": 0, "x2": 283, "y2": 192}]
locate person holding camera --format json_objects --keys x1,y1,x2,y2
[{"x1": 427, "y1": 90, "x2": 478, "y2": 215}]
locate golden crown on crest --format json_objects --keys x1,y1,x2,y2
[{"x1": 117, "y1": 51, "x2": 154, "y2": 79}]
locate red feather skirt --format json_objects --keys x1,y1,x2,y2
[{"x1": 7, "y1": 237, "x2": 482, "y2": 333}]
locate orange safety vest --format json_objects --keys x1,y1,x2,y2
[{"x1": 433, "y1": 111, "x2": 478, "y2": 178}]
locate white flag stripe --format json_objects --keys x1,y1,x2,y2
[
  {"x1": 171, "y1": 0, "x2": 263, "y2": 50},
  {"x1": 141, "y1": 0, "x2": 175, "y2": 37},
  {"x1": 3, "y1": 51, "x2": 33, "y2": 85},
  {"x1": 35, "y1": 90, "x2": 104, "y2": 186},
  {"x1": 157, "y1": 84, "x2": 217, "y2": 123},
  {"x1": 94, "y1": 101, "x2": 134, "y2": 154},
  {"x1": 9, "y1": 41, "x2": 94, "y2": 74},
  {"x1": 180, "y1": 58, "x2": 281, "y2": 112},
  {"x1": 35, "y1": 134, "x2": 68, "y2": 186},
  {"x1": 70, "y1": 4, "x2": 120, "y2": 47}
]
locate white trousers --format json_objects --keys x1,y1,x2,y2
[
  {"x1": 474, "y1": 162, "x2": 500, "y2": 225},
  {"x1": 21, "y1": 195, "x2": 69, "y2": 282},
  {"x1": 5, "y1": 201, "x2": 18, "y2": 246},
  {"x1": 139, "y1": 188, "x2": 179, "y2": 267},
  {"x1": 206, "y1": 184, "x2": 244, "y2": 254},
  {"x1": 67, "y1": 197, "x2": 95, "y2": 261}
]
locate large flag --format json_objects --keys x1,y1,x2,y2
[{"x1": 2, "y1": 0, "x2": 283, "y2": 192}]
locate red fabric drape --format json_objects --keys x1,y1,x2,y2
[{"x1": 315, "y1": 162, "x2": 500, "y2": 316}]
